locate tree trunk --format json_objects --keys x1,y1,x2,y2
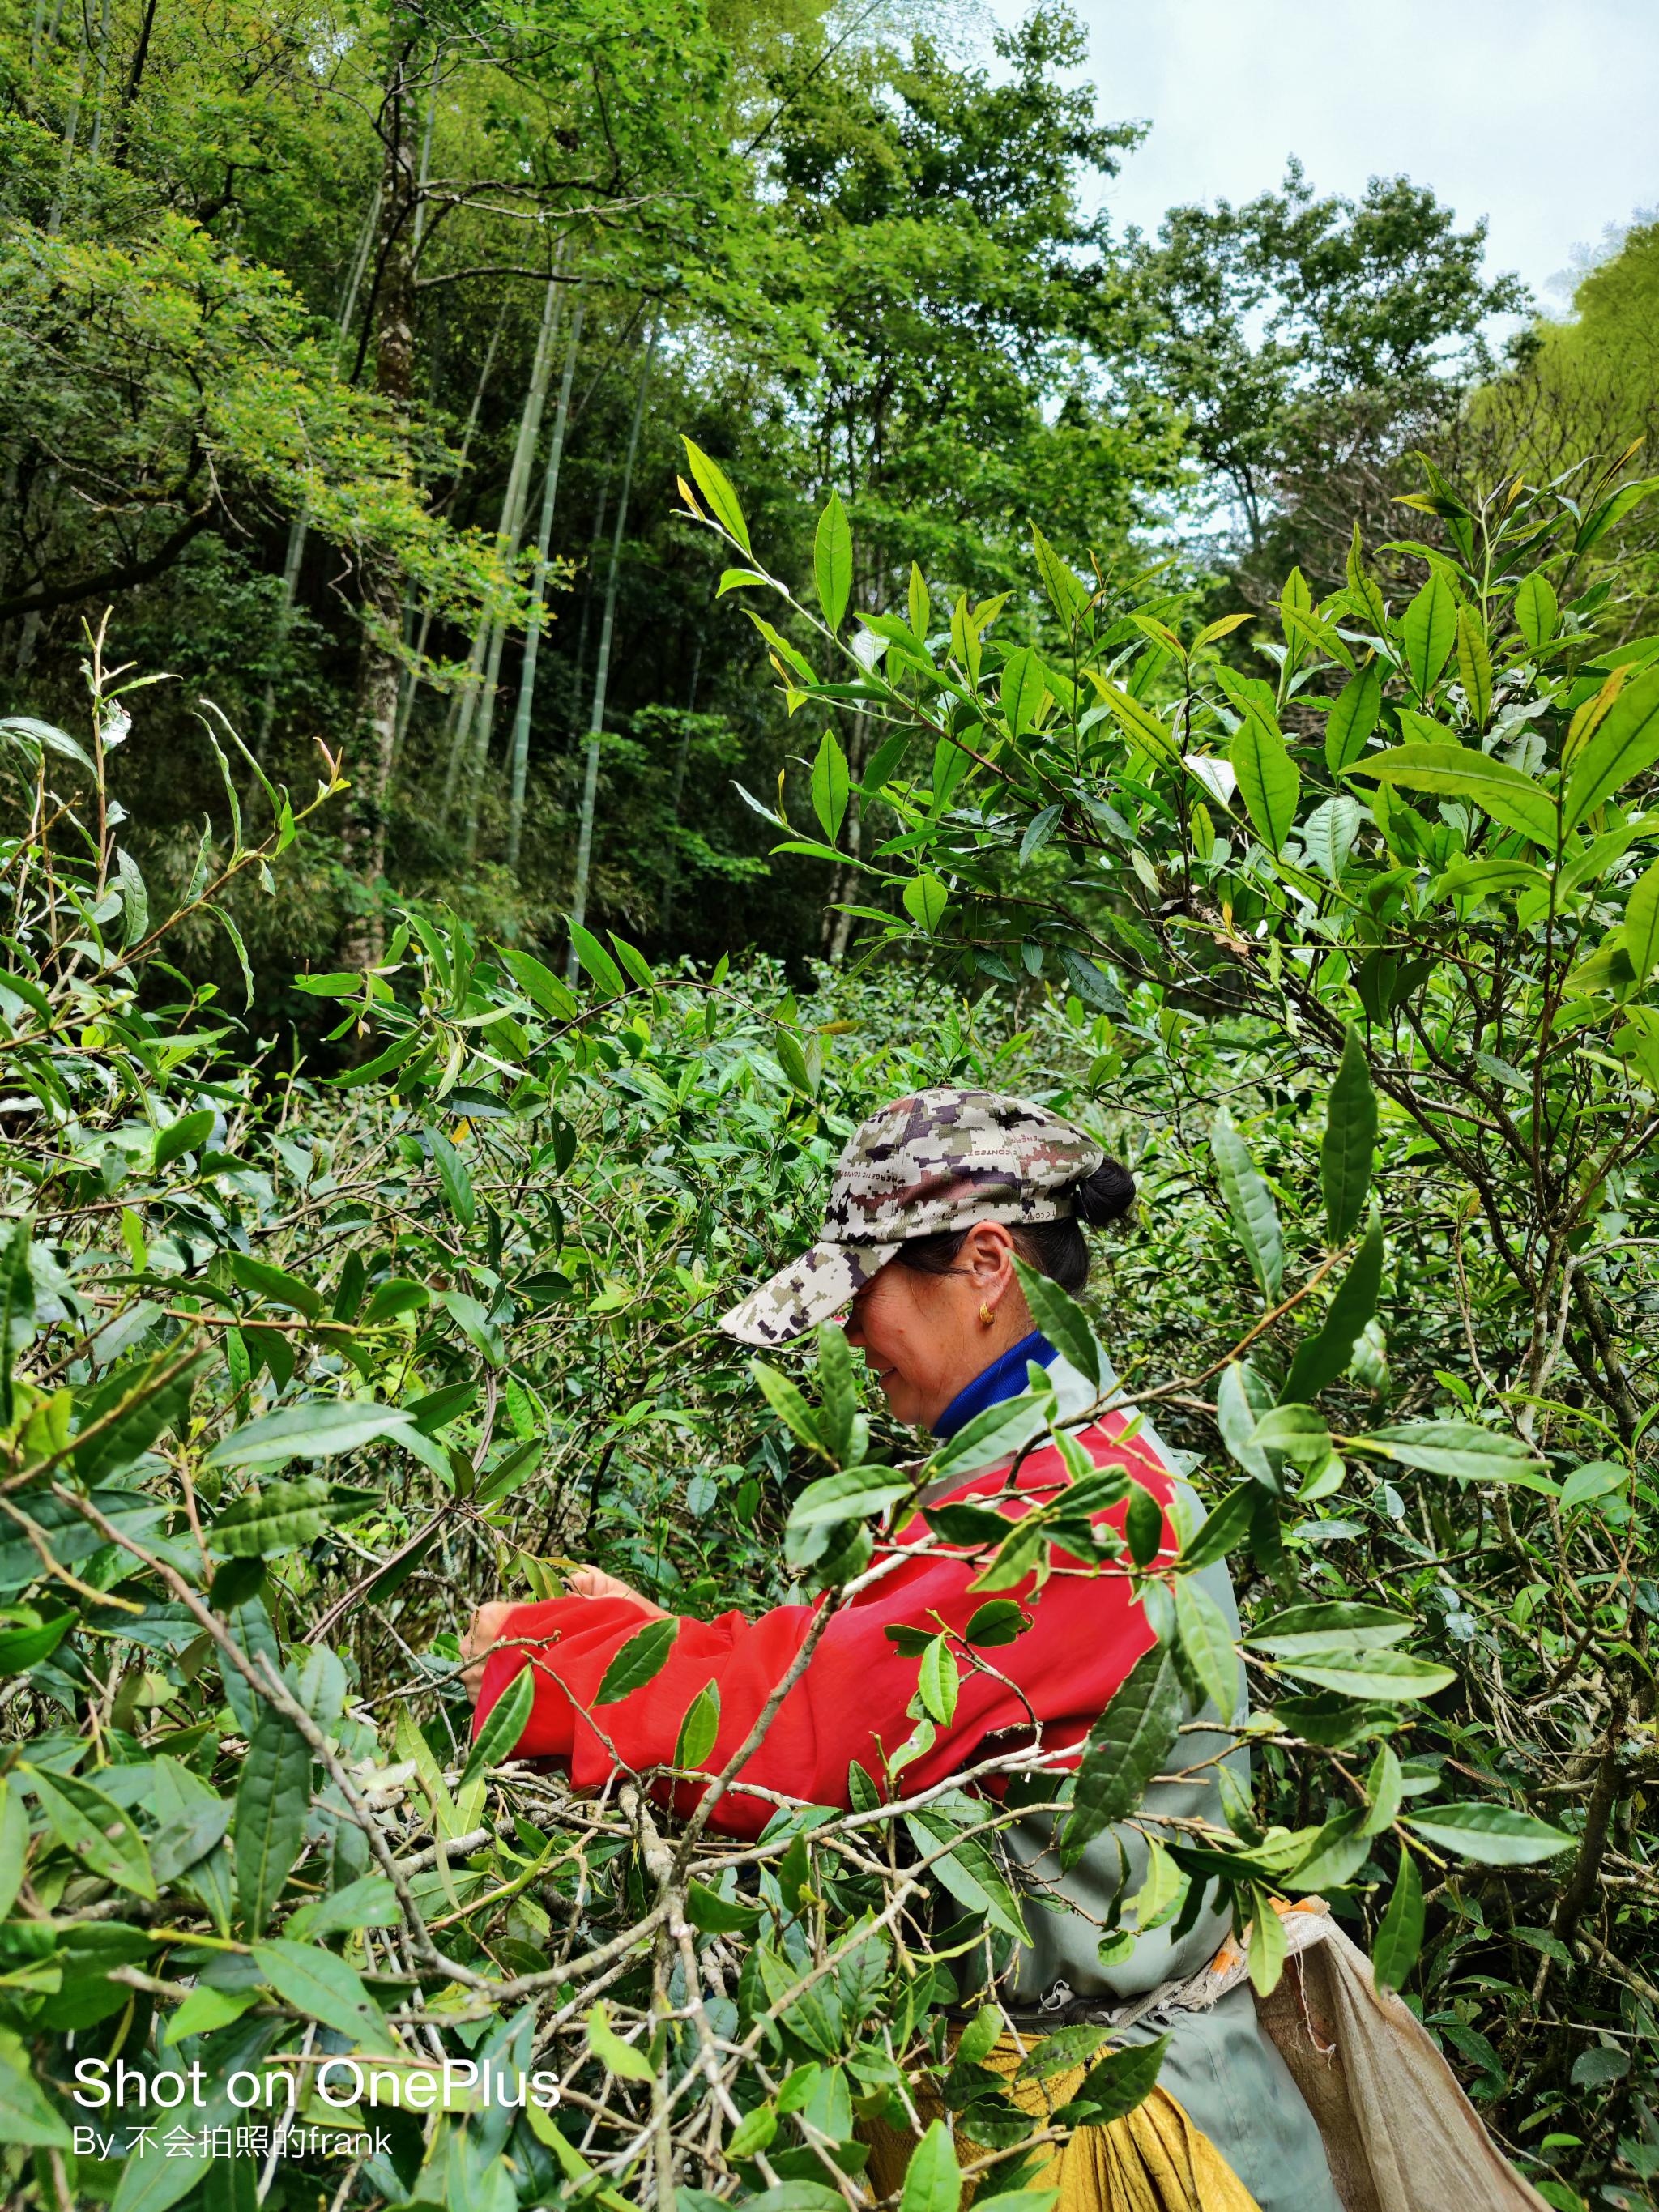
[
  {"x1": 567, "y1": 323, "x2": 655, "y2": 978},
  {"x1": 341, "y1": 19, "x2": 418, "y2": 973},
  {"x1": 395, "y1": 301, "x2": 505, "y2": 756},
  {"x1": 445, "y1": 274, "x2": 561, "y2": 829},
  {"x1": 507, "y1": 292, "x2": 584, "y2": 872}
]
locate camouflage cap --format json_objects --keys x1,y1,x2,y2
[{"x1": 717, "y1": 1087, "x2": 1105, "y2": 1346}]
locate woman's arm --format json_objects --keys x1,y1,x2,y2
[{"x1": 471, "y1": 1428, "x2": 1174, "y2": 1839}]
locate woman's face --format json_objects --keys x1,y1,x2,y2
[{"x1": 842, "y1": 1222, "x2": 1024, "y2": 1430}]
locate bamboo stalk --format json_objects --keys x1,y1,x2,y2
[
  {"x1": 567, "y1": 322, "x2": 655, "y2": 973},
  {"x1": 506, "y1": 292, "x2": 584, "y2": 870}
]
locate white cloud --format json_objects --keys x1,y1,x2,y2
[{"x1": 986, "y1": 0, "x2": 1659, "y2": 306}]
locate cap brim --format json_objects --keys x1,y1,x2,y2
[{"x1": 716, "y1": 1239, "x2": 900, "y2": 1347}]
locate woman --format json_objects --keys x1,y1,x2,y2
[{"x1": 463, "y1": 1087, "x2": 1341, "y2": 2212}]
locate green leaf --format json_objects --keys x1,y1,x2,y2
[
  {"x1": 1361, "y1": 1745, "x2": 1405, "y2": 1838},
  {"x1": 675, "y1": 1679, "x2": 721, "y2": 1768},
  {"x1": 1217, "y1": 1360, "x2": 1276, "y2": 1485},
  {"x1": 254, "y1": 1938, "x2": 398, "y2": 2053},
  {"x1": 0, "y1": 2029, "x2": 71, "y2": 2147},
  {"x1": 70, "y1": 1349, "x2": 204, "y2": 1485},
  {"x1": 1404, "y1": 1801, "x2": 1574, "y2": 1865},
  {"x1": 228, "y1": 1252, "x2": 324, "y2": 1319},
  {"x1": 423, "y1": 1123, "x2": 476, "y2": 1226},
  {"x1": 1563, "y1": 663, "x2": 1659, "y2": 829},
  {"x1": 497, "y1": 944, "x2": 581, "y2": 1020},
  {"x1": 586, "y1": 2001, "x2": 656, "y2": 2082},
  {"x1": 1372, "y1": 1849, "x2": 1423, "y2": 1993},
  {"x1": 1625, "y1": 860, "x2": 1659, "y2": 985},
  {"x1": 1061, "y1": 1641, "x2": 1181, "y2": 1856},
  {"x1": 209, "y1": 1474, "x2": 360, "y2": 1557},
  {"x1": 1000, "y1": 646, "x2": 1047, "y2": 739},
  {"x1": 1247, "y1": 1889, "x2": 1288, "y2": 1995},
  {"x1": 751, "y1": 1360, "x2": 824, "y2": 1453},
  {"x1": 1559, "y1": 1460, "x2": 1626, "y2": 1512},
  {"x1": 1348, "y1": 742, "x2": 1558, "y2": 846},
  {"x1": 1064, "y1": 2035, "x2": 1168, "y2": 2124},
  {"x1": 26, "y1": 1765, "x2": 156, "y2": 1899},
  {"x1": 787, "y1": 1467, "x2": 913, "y2": 1530},
  {"x1": 1273, "y1": 1647, "x2": 1456, "y2": 1700},
  {"x1": 1575, "y1": 474, "x2": 1659, "y2": 553},
  {"x1": 360, "y1": 1276, "x2": 431, "y2": 1325},
  {"x1": 917, "y1": 1635, "x2": 960, "y2": 1725},
  {"x1": 1010, "y1": 1255, "x2": 1100, "y2": 1387},
  {"x1": 233, "y1": 1707, "x2": 310, "y2": 1934},
  {"x1": 567, "y1": 921, "x2": 625, "y2": 999},
  {"x1": 964, "y1": 1600, "x2": 1030, "y2": 1646},
  {"x1": 810, "y1": 729, "x2": 851, "y2": 842},
  {"x1": 1401, "y1": 571, "x2": 1456, "y2": 697},
  {"x1": 1174, "y1": 1576, "x2": 1238, "y2": 1719},
  {"x1": 814, "y1": 1321, "x2": 859, "y2": 1464},
  {"x1": 908, "y1": 562, "x2": 931, "y2": 640},
  {"x1": 1512, "y1": 573, "x2": 1557, "y2": 651},
  {"x1": 1210, "y1": 1118, "x2": 1283, "y2": 1302},
  {"x1": 1247, "y1": 1602, "x2": 1413, "y2": 1656},
  {"x1": 153, "y1": 1109, "x2": 215, "y2": 1172},
  {"x1": 1324, "y1": 662, "x2": 1382, "y2": 774},
  {"x1": 900, "y1": 2118, "x2": 962, "y2": 2212},
  {"x1": 681, "y1": 439, "x2": 751, "y2": 554},
  {"x1": 1032, "y1": 522, "x2": 1090, "y2": 630},
  {"x1": 1290, "y1": 1809, "x2": 1371, "y2": 1894},
  {"x1": 1321, "y1": 1027, "x2": 1377, "y2": 1245},
  {"x1": 1361, "y1": 1421, "x2": 1546, "y2": 1484},
  {"x1": 1455, "y1": 607, "x2": 1493, "y2": 727},
  {"x1": 814, "y1": 492, "x2": 852, "y2": 632},
  {"x1": 1229, "y1": 713, "x2": 1299, "y2": 855},
  {"x1": 0, "y1": 1218, "x2": 35, "y2": 1428},
  {"x1": 207, "y1": 1399, "x2": 420, "y2": 1471},
  {"x1": 903, "y1": 872, "x2": 949, "y2": 933},
  {"x1": 1285, "y1": 1212, "x2": 1383, "y2": 1403},
  {"x1": 596, "y1": 1617, "x2": 679, "y2": 1704},
  {"x1": 1179, "y1": 1481, "x2": 1258, "y2": 1571},
  {"x1": 461, "y1": 1663, "x2": 535, "y2": 1785},
  {"x1": 0, "y1": 1779, "x2": 27, "y2": 1920}
]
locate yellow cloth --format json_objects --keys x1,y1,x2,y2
[{"x1": 859, "y1": 2027, "x2": 1261, "y2": 2212}]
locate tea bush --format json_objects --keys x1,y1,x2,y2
[{"x1": 2, "y1": 450, "x2": 1658, "y2": 2211}]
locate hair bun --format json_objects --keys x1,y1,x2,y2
[{"x1": 1072, "y1": 1157, "x2": 1136, "y2": 1227}]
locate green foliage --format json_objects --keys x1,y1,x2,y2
[{"x1": 701, "y1": 447, "x2": 1659, "y2": 2201}]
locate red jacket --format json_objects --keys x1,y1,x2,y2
[{"x1": 470, "y1": 1409, "x2": 1174, "y2": 1839}]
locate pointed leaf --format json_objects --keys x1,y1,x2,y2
[
  {"x1": 1061, "y1": 1641, "x2": 1181, "y2": 1855},
  {"x1": 595, "y1": 1616, "x2": 679, "y2": 1704},
  {"x1": 1373, "y1": 1849, "x2": 1424, "y2": 1993},
  {"x1": 1321, "y1": 1029, "x2": 1377, "y2": 1243},
  {"x1": 814, "y1": 492, "x2": 852, "y2": 632},
  {"x1": 1401, "y1": 572, "x2": 1456, "y2": 697},
  {"x1": 1229, "y1": 714, "x2": 1299, "y2": 855},
  {"x1": 1211, "y1": 1119, "x2": 1283, "y2": 1301}
]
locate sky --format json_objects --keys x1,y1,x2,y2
[{"x1": 984, "y1": 0, "x2": 1659, "y2": 313}]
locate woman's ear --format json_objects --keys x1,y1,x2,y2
[{"x1": 962, "y1": 1221, "x2": 1017, "y2": 1294}]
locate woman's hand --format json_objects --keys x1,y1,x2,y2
[
  {"x1": 458, "y1": 1573, "x2": 667, "y2": 1702},
  {"x1": 460, "y1": 1601, "x2": 514, "y2": 1700},
  {"x1": 564, "y1": 1566, "x2": 666, "y2": 1617}
]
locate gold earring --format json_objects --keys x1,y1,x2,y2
[{"x1": 979, "y1": 1301, "x2": 995, "y2": 1328}]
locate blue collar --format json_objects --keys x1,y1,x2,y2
[{"x1": 931, "y1": 1330, "x2": 1059, "y2": 1440}]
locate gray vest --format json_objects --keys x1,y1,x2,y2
[
  {"x1": 919, "y1": 1352, "x2": 1343, "y2": 2212},
  {"x1": 918, "y1": 1351, "x2": 1239, "y2": 2007}
]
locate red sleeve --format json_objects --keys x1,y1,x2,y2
[{"x1": 471, "y1": 1414, "x2": 1173, "y2": 1840}]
